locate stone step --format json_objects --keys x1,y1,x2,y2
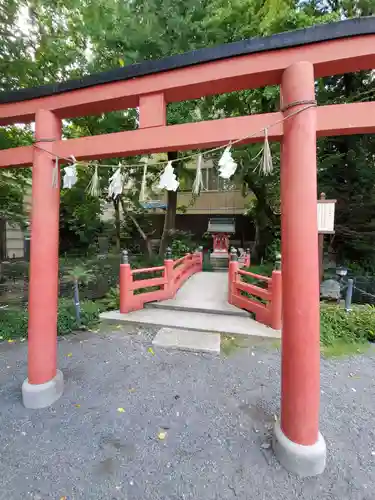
[
  {"x1": 100, "y1": 309, "x2": 281, "y2": 339},
  {"x1": 146, "y1": 300, "x2": 251, "y2": 318},
  {"x1": 152, "y1": 327, "x2": 221, "y2": 354}
]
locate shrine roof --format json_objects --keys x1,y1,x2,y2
[
  {"x1": 208, "y1": 218, "x2": 236, "y2": 234},
  {"x1": 1, "y1": 17, "x2": 374, "y2": 105}
]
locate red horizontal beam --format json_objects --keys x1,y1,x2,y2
[
  {"x1": 238, "y1": 269, "x2": 271, "y2": 282},
  {"x1": 132, "y1": 266, "x2": 165, "y2": 274},
  {"x1": 236, "y1": 281, "x2": 271, "y2": 301},
  {"x1": 317, "y1": 102, "x2": 375, "y2": 137},
  {"x1": 55, "y1": 112, "x2": 283, "y2": 161},
  {"x1": 0, "y1": 145, "x2": 33, "y2": 168},
  {"x1": 131, "y1": 276, "x2": 166, "y2": 291},
  {"x1": 1, "y1": 102, "x2": 375, "y2": 168},
  {"x1": 0, "y1": 35, "x2": 374, "y2": 125}
]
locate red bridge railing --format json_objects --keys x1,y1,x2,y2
[
  {"x1": 228, "y1": 259, "x2": 282, "y2": 330},
  {"x1": 119, "y1": 249, "x2": 203, "y2": 313}
]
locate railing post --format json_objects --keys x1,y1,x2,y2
[
  {"x1": 164, "y1": 247, "x2": 175, "y2": 299},
  {"x1": 270, "y1": 269, "x2": 282, "y2": 329},
  {"x1": 245, "y1": 248, "x2": 251, "y2": 268},
  {"x1": 120, "y1": 250, "x2": 134, "y2": 313},
  {"x1": 228, "y1": 248, "x2": 239, "y2": 304},
  {"x1": 197, "y1": 246, "x2": 203, "y2": 270}
]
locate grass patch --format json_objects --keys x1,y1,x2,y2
[
  {"x1": 321, "y1": 340, "x2": 370, "y2": 358},
  {"x1": 0, "y1": 299, "x2": 101, "y2": 341},
  {"x1": 320, "y1": 304, "x2": 375, "y2": 345},
  {"x1": 320, "y1": 303, "x2": 374, "y2": 357}
]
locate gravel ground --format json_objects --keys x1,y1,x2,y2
[{"x1": 0, "y1": 325, "x2": 374, "y2": 500}]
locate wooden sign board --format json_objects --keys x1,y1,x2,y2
[{"x1": 317, "y1": 199, "x2": 336, "y2": 234}]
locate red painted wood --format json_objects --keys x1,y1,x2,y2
[
  {"x1": 119, "y1": 252, "x2": 203, "y2": 312},
  {"x1": 164, "y1": 259, "x2": 175, "y2": 299},
  {"x1": 231, "y1": 293, "x2": 270, "y2": 326},
  {"x1": 229, "y1": 263, "x2": 282, "y2": 329},
  {"x1": 280, "y1": 61, "x2": 320, "y2": 446},
  {"x1": 0, "y1": 145, "x2": 33, "y2": 168},
  {"x1": 228, "y1": 260, "x2": 239, "y2": 304},
  {"x1": 27, "y1": 110, "x2": 61, "y2": 385},
  {"x1": 238, "y1": 269, "x2": 271, "y2": 282},
  {"x1": 139, "y1": 93, "x2": 166, "y2": 128},
  {"x1": 132, "y1": 266, "x2": 165, "y2": 274},
  {"x1": 244, "y1": 253, "x2": 251, "y2": 268},
  {"x1": 270, "y1": 270, "x2": 282, "y2": 330},
  {"x1": 235, "y1": 281, "x2": 271, "y2": 301},
  {"x1": 0, "y1": 35, "x2": 374, "y2": 125},
  {"x1": 2, "y1": 102, "x2": 375, "y2": 168},
  {"x1": 131, "y1": 276, "x2": 167, "y2": 291},
  {"x1": 120, "y1": 263, "x2": 135, "y2": 313}
]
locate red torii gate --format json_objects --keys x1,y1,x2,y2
[{"x1": 1, "y1": 17, "x2": 375, "y2": 476}]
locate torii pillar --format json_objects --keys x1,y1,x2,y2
[
  {"x1": 21, "y1": 109, "x2": 64, "y2": 408},
  {"x1": 272, "y1": 61, "x2": 326, "y2": 475}
]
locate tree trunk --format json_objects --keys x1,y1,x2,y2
[
  {"x1": 0, "y1": 218, "x2": 6, "y2": 286},
  {"x1": 159, "y1": 151, "x2": 178, "y2": 257},
  {"x1": 119, "y1": 198, "x2": 154, "y2": 259},
  {"x1": 0, "y1": 218, "x2": 5, "y2": 262},
  {"x1": 113, "y1": 199, "x2": 121, "y2": 253}
]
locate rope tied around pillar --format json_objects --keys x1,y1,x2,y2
[{"x1": 281, "y1": 99, "x2": 317, "y2": 113}]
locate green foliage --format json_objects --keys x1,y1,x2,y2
[
  {"x1": 0, "y1": 299, "x2": 101, "y2": 339},
  {"x1": 0, "y1": 308, "x2": 28, "y2": 338},
  {"x1": 320, "y1": 304, "x2": 375, "y2": 347},
  {"x1": 321, "y1": 340, "x2": 369, "y2": 358},
  {"x1": 243, "y1": 262, "x2": 274, "y2": 281},
  {"x1": 170, "y1": 231, "x2": 196, "y2": 258},
  {"x1": 1, "y1": 0, "x2": 375, "y2": 267},
  {"x1": 100, "y1": 286, "x2": 120, "y2": 311},
  {"x1": 60, "y1": 255, "x2": 121, "y2": 300},
  {"x1": 65, "y1": 265, "x2": 95, "y2": 285},
  {"x1": 59, "y1": 168, "x2": 104, "y2": 254}
]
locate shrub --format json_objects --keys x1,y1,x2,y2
[
  {"x1": 100, "y1": 286, "x2": 120, "y2": 311},
  {"x1": 320, "y1": 304, "x2": 375, "y2": 346},
  {"x1": 170, "y1": 231, "x2": 196, "y2": 258},
  {"x1": 0, "y1": 299, "x2": 101, "y2": 340},
  {"x1": 57, "y1": 298, "x2": 101, "y2": 334},
  {"x1": 0, "y1": 308, "x2": 28, "y2": 338}
]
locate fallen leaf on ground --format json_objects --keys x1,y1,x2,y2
[
  {"x1": 157, "y1": 431, "x2": 167, "y2": 440},
  {"x1": 117, "y1": 407, "x2": 125, "y2": 413},
  {"x1": 148, "y1": 347, "x2": 155, "y2": 355},
  {"x1": 260, "y1": 443, "x2": 271, "y2": 449},
  {"x1": 128, "y1": 388, "x2": 136, "y2": 393},
  {"x1": 351, "y1": 388, "x2": 357, "y2": 392},
  {"x1": 20, "y1": 338, "x2": 26, "y2": 342},
  {"x1": 66, "y1": 353, "x2": 73, "y2": 357},
  {"x1": 74, "y1": 404, "x2": 81, "y2": 408},
  {"x1": 8, "y1": 339, "x2": 14, "y2": 344},
  {"x1": 60, "y1": 496, "x2": 68, "y2": 500}
]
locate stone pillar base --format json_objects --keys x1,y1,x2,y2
[
  {"x1": 273, "y1": 420, "x2": 326, "y2": 477},
  {"x1": 22, "y1": 369, "x2": 64, "y2": 409}
]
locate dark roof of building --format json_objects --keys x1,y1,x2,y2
[{"x1": 1, "y1": 17, "x2": 374, "y2": 105}]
